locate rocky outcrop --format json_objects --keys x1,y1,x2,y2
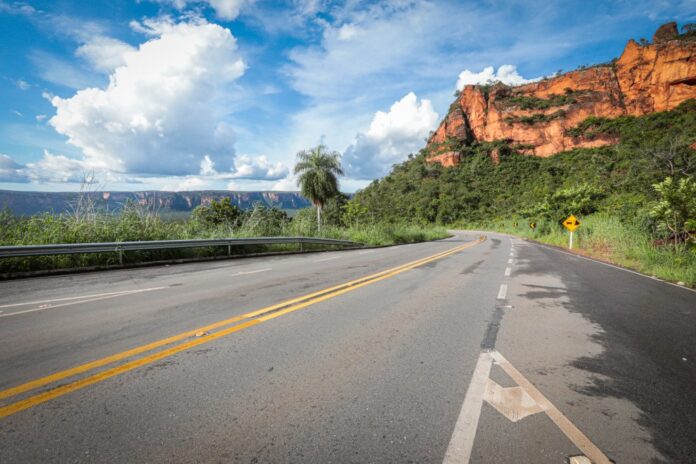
[
  {"x1": 428, "y1": 151, "x2": 462, "y2": 167},
  {"x1": 616, "y1": 36, "x2": 696, "y2": 114},
  {"x1": 427, "y1": 23, "x2": 696, "y2": 164}
]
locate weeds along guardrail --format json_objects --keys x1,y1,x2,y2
[{"x1": 0, "y1": 237, "x2": 361, "y2": 265}]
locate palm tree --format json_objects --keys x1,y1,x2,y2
[{"x1": 294, "y1": 144, "x2": 344, "y2": 232}]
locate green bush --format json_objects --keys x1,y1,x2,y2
[
  {"x1": 497, "y1": 92, "x2": 579, "y2": 110},
  {"x1": 525, "y1": 183, "x2": 605, "y2": 221},
  {"x1": 192, "y1": 197, "x2": 243, "y2": 227},
  {"x1": 504, "y1": 110, "x2": 567, "y2": 125},
  {"x1": 650, "y1": 176, "x2": 696, "y2": 245}
]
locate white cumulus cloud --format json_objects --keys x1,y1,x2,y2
[
  {"x1": 207, "y1": 0, "x2": 250, "y2": 20},
  {"x1": 343, "y1": 92, "x2": 439, "y2": 180},
  {"x1": 75, "y1": 37, "x2": 136, "y2": 73},
  {"x1": 230, "y1": 155, "x2": 289, "y2": 180},
  {"x1": 48, "y1": 18, "x2": 246, "y2": 177},
  {"x1": 154, "y1": 0, "x2": 252, "y2": 20},
  {"x1": 24, "y1": 151, "x2": 91, "y2": 183},
  {"x1": 455, "y1": 65, "x2": 540, "y2": 90}
]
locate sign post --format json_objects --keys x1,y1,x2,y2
[{"x1": 562, "y1": 215, "x2": 580, "y2": 249}]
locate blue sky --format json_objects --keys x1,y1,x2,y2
[{"x1": 0, "y1": 0, "x2": 694, "y2": 192}]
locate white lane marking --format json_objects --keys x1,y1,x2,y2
[
  {"x1": 0, "y1": 289, "x2": 158, "y2": 309},
  {"x1": 0, "y1": 287, "x2": 167, "y2": 318},
  {"x1": 491, "y1": 351, "x2": 611, "y2": 464},
  {"x1": 497, "y1": 284, "x2": 508, "y2": 300},
  {"x1": 358, "y1": 250, "x2": 376, "y2": 255},
  {"x1": 526, "y1": 239, "x2": 696, "y2": 294},
  {"x1": 504, "y1": 267, "x2": 511, "y2": 277},
  {"x1": 443, "y1": 351, "x2": 493, "y2": 464},
  {"x1": 507, "y1": 258, "x2": 513, "y2": 264},
  {"x1": 232, "y1": 268, "x2": 271, "y2": 276},
  {"x1": 313, "y1": 255, "x2": 341, "y2": 262}
]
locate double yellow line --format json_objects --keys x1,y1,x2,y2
[{"x1": 0, "y1": 236, "x2": 485, "y2": 419}]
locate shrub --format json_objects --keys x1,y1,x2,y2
[
  {"x1": 192, "y1": 198, "x2": 243, "y2": 227},
  {"x1": 649, "y1": 177, "x2": 696, "y2": 245}
]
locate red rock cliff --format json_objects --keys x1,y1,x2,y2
[{"x1": 427, "y1": 23, "x2": 696, "y2": 163}]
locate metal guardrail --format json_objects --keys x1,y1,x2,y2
[{"x1": 0, "y1": 237, "x2": 361, "y2": 263}]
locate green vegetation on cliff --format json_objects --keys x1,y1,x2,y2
[
  {"x1": 497, "y1": 91, "x2": 581, "y2": 110},
  {"x1": 350, "y1": 100, "x2": 696, "y2": 285}
]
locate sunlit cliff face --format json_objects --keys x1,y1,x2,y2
[{"x1": 427, "y1": 23, "x2": 696, "y2": 164}]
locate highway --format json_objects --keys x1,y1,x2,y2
[{"x1": 0, "y1": 231, "x2": 694, "y2": 463}]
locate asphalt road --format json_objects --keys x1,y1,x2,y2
[{"x1": 0, "y1": 231, "x2": 694, "y2": 463}]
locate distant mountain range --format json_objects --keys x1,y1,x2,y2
[{"x1": 0, "y1": 190, "x2": 312, "y2": 216}]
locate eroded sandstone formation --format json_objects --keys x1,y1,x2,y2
[{"x1": 427, "y1": 23, "x2": 696, "y2": 164}]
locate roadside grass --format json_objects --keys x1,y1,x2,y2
[
  {"x1": 454, "y1": 213, "x2": 696, "y2": 288},
  {"x1": 0, "y1": 209, "x2": 448, "y2": 274},
  {"x1": 314, "y1": 224, "x2": 449, "y2": 246}
]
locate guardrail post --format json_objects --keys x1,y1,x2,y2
[
  {"x1": 227, "y1": 244, "x2": 231, "y2": 256},
  {"x1": 299, "y1": 239, "x2": 304, "y2": 252},
  {"x1": 117, "y1": 247, "x2": 123, "y2": 265}
]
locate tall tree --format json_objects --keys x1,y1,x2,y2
[{"x1": 294, "y1": 145, "x2": 344, "y2": 231}]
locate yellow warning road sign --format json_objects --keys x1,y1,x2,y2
[
  {"x1": 529, "y1": 222, "x2": 536, "y2": 229},
  {"x1": 562, "y1": 214, "x2": 580, "y2": 232}
]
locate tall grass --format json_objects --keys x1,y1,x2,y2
[
  {"x1": 0, "y1": 207, "x2": 448, "y2": 274},
  {"x1": 455, "y1": 213, "x2": 696, "y2": 287}
]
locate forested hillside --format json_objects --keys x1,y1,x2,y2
[{"x1": 353, "y1": 100, "x2": 695, "y2": 227}]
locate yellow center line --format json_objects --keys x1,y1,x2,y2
[
  {"x1": 0, "y1": 236, "x2": 485, "y2": 418},
  {"x1": 0, "y1": 239, "x2": 478, "y2": 402}
]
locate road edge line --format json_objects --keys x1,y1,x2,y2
[{"x1": 479, "y1": 230, "x2": 695, "y2": 293}]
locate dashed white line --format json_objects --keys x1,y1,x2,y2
[
  {"x1": 507, "y1": 258, "x2": 513, "y2": 264},
  {"x1": 358, "y1": 250, "x2": 376, "y2": 255},
  {"x1": 487, "y1": 231, "x2": 695, "y2": 294},
  {"x1": 504, "y1": 267, "x2": 511, "y2": 277},
  {"x1": 497, "y1": 284, "x2": 508, "y2": 300}
]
